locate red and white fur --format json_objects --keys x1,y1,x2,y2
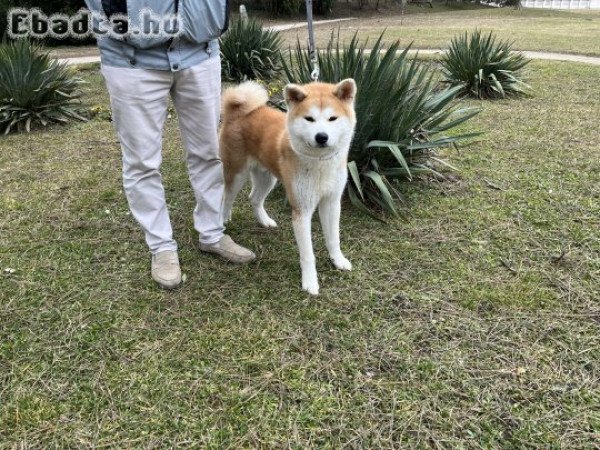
[{"x1": 219, "y1": 79, "x2": 357, "y2": 295}]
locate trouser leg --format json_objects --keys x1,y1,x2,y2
[
  {"x1": 171, "y1": 56, "x2": 225, "y2": 245},
  {"x1": 101, "y1": 65, "x2": 175, "y2": 254}
]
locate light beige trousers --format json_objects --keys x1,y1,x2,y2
[{"x1": 101, "y1": 56, "x2": 225, "y2": 254}]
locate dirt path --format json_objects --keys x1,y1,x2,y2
[{"x1": 59, "y1": 49, "x2": 600, "y2": 67}]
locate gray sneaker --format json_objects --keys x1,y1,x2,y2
[
  {"x1": 199, "y1": 235, "x2": 256, "y2": 264},
  {"x1": 151, "y1": 250, "x2": 182, "y2": 289}
]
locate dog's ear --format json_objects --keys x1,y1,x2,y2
[
  {"x1": 334, "y1": 79, "x2": 357, "y2": 103},
  {"x1": 284, "y1": 84, "x2": 307, "y2": 104}
]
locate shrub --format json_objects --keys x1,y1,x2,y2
[
  {"x1": 441, "y1": 30, "x2": 530, "y2": 99},
  {"x1": 0, "y1": 40, "x2": 87, "y2": 135},
  {"x1": 499, "y1": 0, "x2": 521, "y2": 7},
  {"x1": 220, "y1": 16, "x2": 283, "y2": 82},
  {"x1": 313, "y1": 0, "x2": 336, "y2": 14},
  {"x1": 233, "y1": 0, "x2": 333, "y2": 15},
  {"x1": 283, "y1": 32, "x2": 480, "y2": 216},
  {"x1": 264, "y1": 0, "x2": 304, "y2": 15}
]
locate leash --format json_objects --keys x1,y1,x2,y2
[{"x1": 305, "y1": 0, "x2": 320, "y2": 82}]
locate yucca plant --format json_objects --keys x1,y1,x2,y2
[
  {"x1": 441, "y1": 30, "x2": 530, "y2": 99},
  {"x1": 0, "y1": 39, "x2": 87, "y2": 135},
  {"x1": 220, "y1": 16, "x2": 283, "y2": 82},
  {"x1": 283, "y1": 32, "x2": 480, "y2": 216}
]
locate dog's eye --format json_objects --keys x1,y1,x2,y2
[
  {"x1": 329, "y1": 116, "x2": 338, "y2": 122},
  {"x1": 304, "y1": 116, "x2": 315, "y2": 122}
]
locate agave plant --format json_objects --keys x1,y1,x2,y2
[
  {"x1": 283, "y1": 32, "x2": 480, "y2": 216},
  {"x1": 441, "y1": 30, "x2": 530, "y2": 99},
  {"x1": 220, "y1": 16, "x2": 283, "y2": 82},
  {"x1": 0, "y1": 39, "x2": 87, "y2": 135}
]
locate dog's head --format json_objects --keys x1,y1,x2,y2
[{"x1": 284, "y1": 79, "x2": 357, "y2": 159}]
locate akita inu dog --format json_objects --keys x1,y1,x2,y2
[{"x1": 220, "y1": 79, "x2": 357, "y2": 295}]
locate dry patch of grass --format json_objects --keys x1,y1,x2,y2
[
  {"x1": 49, "y1": 45, "x2": 99, "y2": 60},
  {"x1": 0, "y1": 61, "x2": 599, "y2": 447}
]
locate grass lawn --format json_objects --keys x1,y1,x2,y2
[
  {"x1": 278, "y1": 3, "x2": 600, "y2": 57},
  {"x1": 1, "y1": 60, "x2": 599, "y2": 447}
]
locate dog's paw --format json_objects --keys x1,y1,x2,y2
[
  {"x1": 259, "y1": 217, "x2": 278, "y2": 228},
  {"x1": 302, "y1": 279, "x2": 320, "y2": 296},
  {"x1": 332, "y1": 256, "x2": 352, "y2": 271}
]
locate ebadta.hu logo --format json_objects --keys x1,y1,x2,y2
[{"x1": 7, "y1": 8, "x2": 181, "y2": 40}]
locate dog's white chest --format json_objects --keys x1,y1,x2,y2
[{"x1": 293, "y1": 157, "x2": 347, "y2": 208}]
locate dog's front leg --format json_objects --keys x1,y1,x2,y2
[
  {"x1": 292, "y1": 210, "x2": 319, "y2": 296},
  {"x1": 319, "y1": 194, "x2": 352, "y2": 271}
]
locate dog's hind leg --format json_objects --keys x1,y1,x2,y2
[
  {"x1": 222, "y1": 169, "x2": 248, "y2": 223},
  {"x1": 249, "y1": 165, "x2": 278, "y2": 228}
]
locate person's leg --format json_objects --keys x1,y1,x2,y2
[
  {"x1": 170, "y1": 56, "x2": 225, "y2": 245},
  {"x1": 171, "y1": 56, "x2": 255, "y2": 264},
  {"x1": 101, "y1": 66, "x2": 176, "y2": 254}
]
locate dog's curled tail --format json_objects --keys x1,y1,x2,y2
[{"x1": 222, "y1": 81, "x2": 269, "y2": 122}]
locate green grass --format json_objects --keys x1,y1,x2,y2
[
  {"x1": 278, "y1": 3, "x2": 600, "y2": 57},
  {"x1": 1, "y1": 60, "x2": 599, "y2": 447}
]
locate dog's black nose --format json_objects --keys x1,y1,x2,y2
[{"x1": 315, "y1": 132, "x2": 329, "y2": 146}]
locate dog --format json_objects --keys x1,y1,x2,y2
[{"x1": 219, "y1": 79, "x2": 357, "y2": 295}]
